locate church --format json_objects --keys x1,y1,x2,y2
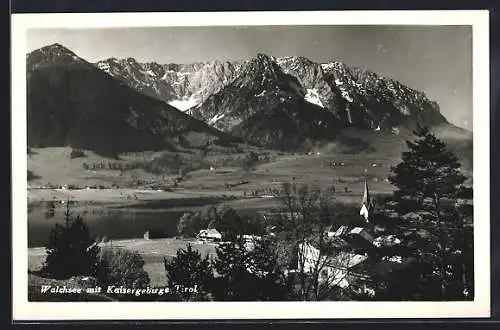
[
  {"x1": 359, "y1": 179, "x2": 374, "y2": 223},
  {"x1": 297, "y1": 178, "x2": 411, "y2": 295},
  {"x1": 326, "y1": 178, "x2": 377, "y2": 243}
]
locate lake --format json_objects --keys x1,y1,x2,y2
[{"x1": 27, "y1": 196, "x2": 271, "y2": 248}]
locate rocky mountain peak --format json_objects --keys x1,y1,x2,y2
[
  {"x1": 27, "y1": 43, "x2": 86, "y2": 70},
  {"x1": 320, "y1": 60, "x2": 350, "y2": 72},
  {"x1": 277, "y1": 56, "x2": 314, "y2": 67},
  {"x1": 244, "y1": 53, "x2": 281, "y2": 77},
  {"x1": 39, "y1": 43, "x2": 76, "y2": 56},
  {"x1": 231, "y1": 53, "x2": 298, "y2": 93}
]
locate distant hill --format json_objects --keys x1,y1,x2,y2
[{"x1": 27, "y1": 43, "x2": 229, "y2": 153}]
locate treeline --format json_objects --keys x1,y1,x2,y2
[
  {"x1": 80, "y1": 151, "x2": 273, "y2": 174},
  {"x1": 81, "y1": 153, "x2": 190, "y2": 175},
  {"x1": 204, "y1": 151, "x2": 273, "y2": 169}
]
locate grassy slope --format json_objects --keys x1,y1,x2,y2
[
  {"x1": 29, "y1": 238, "x2": 217, "y2": 288},
  {"x1": 27, "y1": 147, "x2": 176, "y2": 188}
]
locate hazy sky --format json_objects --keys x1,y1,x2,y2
[{"x1": 27, "y1": 25, "x2": 472, "y2": 129}]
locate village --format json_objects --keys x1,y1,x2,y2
[{"x1": 135, "y1": 179, "x2": 415, "y2": 298}]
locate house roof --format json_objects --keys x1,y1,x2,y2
[
  {"x1": 328, "y1": 252, "x2": 368, "y2": 269},
  {"x1": 198, "y1": 229, "x2": 221, "y2": 236},
  {"x1": 335, "y1": 225, "x2": 350, "y2": 236},
  {"x1": 350, "y1": 227, "x2": 364, "y2": 235}
]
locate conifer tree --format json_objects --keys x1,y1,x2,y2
[
  {"x1": 42, "y1": 200, "x2": 100, "y2": 279},
  {"x1": 387, "y1": 125, "x2": 469, "y2": 300},
  {"x1": 210, "y1": 237, "x2": 290, "y2": 301},
  {"x1": 245, "y1": 238, "x2": 291, "y2": 300},
  {"x1": 210, "y1": 239, "x2": 252, "y2": 301},
  {"x1": 163, "y1": 244, "x2": 213, "y2": 301}
]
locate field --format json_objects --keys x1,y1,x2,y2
[
  {"x1": 27, "y1": 144, "x2": 399, "y2": 204},
  {"x1": 28, "y1": 238, "x2": 217, "y2": 287}
]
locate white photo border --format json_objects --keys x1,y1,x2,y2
[{"x1": 11, "y1": 10, "x2": 490, "y2": 320}]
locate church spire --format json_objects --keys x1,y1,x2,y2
[
  {"x1": 359, "y1": 172, "x2": 371, "y2": 222},
  {"x1": 362, "y1": 179, "x2": 370, "y2": 207}
]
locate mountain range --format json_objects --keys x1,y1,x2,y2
[{"x1": 27, "y1": 43, "x2": 468, "y2": 153}]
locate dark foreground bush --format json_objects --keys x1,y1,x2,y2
[
  {"x1": 41, "y1": 207, "x2": 100, "y2": 280},
  {"x1": 95, "y1": 247, "x2": 150, "y2": 288}
]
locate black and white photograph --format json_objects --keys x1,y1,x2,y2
[{"x1": 11, "y1": 10, "x2": 490, "y2": 320}]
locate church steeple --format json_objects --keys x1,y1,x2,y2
[
  {"x1": 362, "y1": 179, "x2": 370, "y2": 207},
  {"x1": 359, "y1": 177, "x2": 372, "y2": 223}
]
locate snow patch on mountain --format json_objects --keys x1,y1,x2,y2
[
  {"x1": 168, "y1": 96, "x2": 199, "y2": 112},
  {"x1": 209, "y1": 113, "x2": 225, "y2": 124},
  {"x1": 304, "y1": 88, "x2": 324, "y2": 108}
]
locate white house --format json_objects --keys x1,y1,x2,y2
[{"x1": 196, "y1": 229, "x2": 222, "y2": 242}]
